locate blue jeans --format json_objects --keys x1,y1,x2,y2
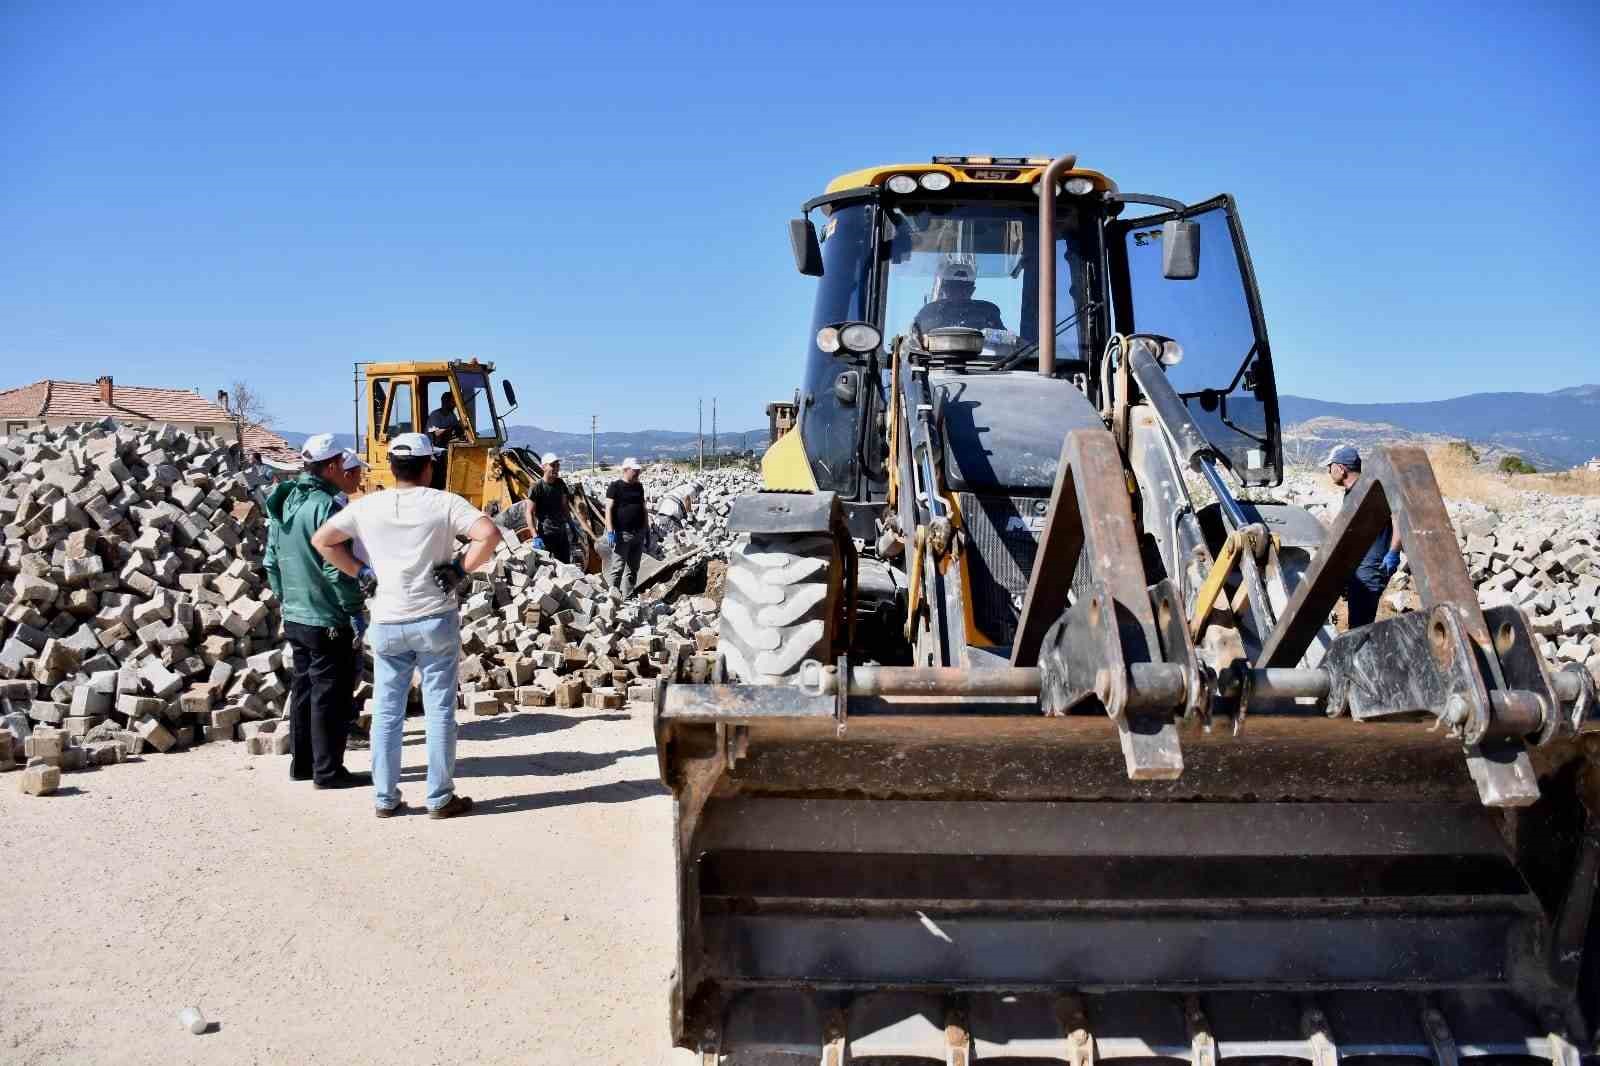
[{"x1": 368, "y1": 612, "x2": 461, "y2": 812}]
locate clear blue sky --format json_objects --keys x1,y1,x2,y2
[{"x1": 3, "y1": 1, "x2": 1596, "y2": 435}]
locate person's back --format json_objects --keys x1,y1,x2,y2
[
  {"x1": 913, "y1": 297, "x2": 1006, "y2": 335},
  {"x1": 332, "y1": 486, "x2": 482, "y2": 623}
]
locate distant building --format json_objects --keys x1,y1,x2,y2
[
  {"x1": 1584, "y1": 456, "x2": 1600, "y2": 472},
  {"x1": 0, "y1": 375, "x2": 297, "y2": 463}
]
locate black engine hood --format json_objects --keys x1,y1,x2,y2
[{"x1": 932, "y1": 370, "x2": 1105, "y2": 494}]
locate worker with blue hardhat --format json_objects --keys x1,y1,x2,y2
[{"x1": 1326, "y1": 444, "x2": 1402, "y2": 629}]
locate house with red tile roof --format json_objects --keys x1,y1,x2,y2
[{"x1": 0, "y1": 375, "x2": 298, "y2": 462}]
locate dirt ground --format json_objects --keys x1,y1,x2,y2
[{"x1": 0, "y1": 706, "x2": 705, "y2": 1066}]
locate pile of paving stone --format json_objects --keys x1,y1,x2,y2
[
  {"x1": 578, "y1": 463, "x2": 762, "y2": 563},
  {"x1": 0, "y1": 420, "x2": 298, "y2": 794},
  {"x1": 452, "y1": 542, "x2": 723, "y2": 717},
  {"x1": 1271, "y1": 469, "x2": 1600, "y2": 678},
  {"x1": 450, "y1": 466, "x2": 762, "y2": 717}
]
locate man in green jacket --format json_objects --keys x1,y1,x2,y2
[{"x1": 265, "y1": 433, "x2": 373, "y2": 788}]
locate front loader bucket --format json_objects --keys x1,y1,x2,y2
[{"x1": 655, "y1": 682, "x2": 1600, "y2": 1061}]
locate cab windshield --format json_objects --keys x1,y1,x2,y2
[
  {"x1": 450, "y1": 370, "x2": 498, "y2": 441},
  {"x1": 883, "y1": 200, "x2": 1097, "y2": 365}
]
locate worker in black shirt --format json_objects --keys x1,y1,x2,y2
[
  {"x1": 529, "y1": 453, "x2": 575, "y2": 564},
  {"x1": 605, "y1": 457, "x2": 649, "y2": 596},
  {"x1": 912, "y1": 257, "x2": 1005, "y2": 338}
]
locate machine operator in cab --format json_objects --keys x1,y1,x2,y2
[{"x1": 912, "y1": 257, "x2": 1006, "y2": 338}]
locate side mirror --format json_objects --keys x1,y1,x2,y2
[
  {"x1": 502, "y1": 379, "x2": 518, "y2": 407},
  {"x1": 1162, "y1": 219, "x2": 1200, "y2": 280},
  {"x1": 789, "y1": 218, "x2": 824, "y2": 277}
]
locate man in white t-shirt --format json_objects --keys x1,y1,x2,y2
[{"x1": 311, "y1": 433, "x2": 502, "y2": 819}]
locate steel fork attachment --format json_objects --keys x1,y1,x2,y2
[
  {"x1": 1258, "y1": 444, "x2": 1583, "y2": 806},
  {"x1": 1012, "y1": 429, "x2": 1205, "y2": 780},
  {"x1": 1015, "y1": 435, "x2": 1590, "y2": 805}
]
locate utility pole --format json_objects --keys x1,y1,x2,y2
[
  {"x1": 712, "y1": 397, "x2": 717, "y2": 470},
  {"x1": 591, "y1": 414, "x2": 597, "y2": 470},
  {"x1": 698, "y1": 398, "x2": 704, "y2": 472}
]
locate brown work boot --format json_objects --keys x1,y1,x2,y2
[
  {"x1": 375, "y1": 801, "x2": 408, "y2": 819},
  {"x1": 428, "y1": 794, "x2": 474, "y2": 820}
]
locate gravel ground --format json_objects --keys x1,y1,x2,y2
[{"x1": 0, "y1": 707, "x2": 702, "y2": 1066}]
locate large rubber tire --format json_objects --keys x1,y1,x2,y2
[{"x1": 718, "y1": 533, "x2": 839, "y2": 684}]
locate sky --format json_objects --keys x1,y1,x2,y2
[{"x1": 2, "y1": 1, "x2": 1597, "y2": 435}]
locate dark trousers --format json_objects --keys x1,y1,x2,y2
[
  {"x1": 284, "y1": 620, "x2": 358, "y2": 783},
  {"x1": 539, "y1": 522, "x2": 572, "y2": 565},
  {"x1": 1344, "y1": 577, "x2": 1382, "y2": 630}
]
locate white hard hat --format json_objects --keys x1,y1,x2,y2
[
  {"x1": 936, "y1": 257, "x2": 977, "y2": 284},
  {"x1": 621, "y1": 456, "x2": 642, "y2": 471},
  {"x1": 388, "y1": 432, "x2": 437, "y2": 458},
  {"x1": 300, "y1": 432, "x2": 342, "y2": 464},
  {"x1": 542, "y1": 452, "x2": 560, "y2": 465}
]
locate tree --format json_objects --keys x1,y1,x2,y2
[
  {"x1": 226, "y1": 381, "x2": 274, "y2": 455},
  {"x1": 1498, "y1": 455, "x2": 1536, "y2": 475}
]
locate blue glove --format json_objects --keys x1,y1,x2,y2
[
  {"x1": 1381, "y1": 549, "x2": 1401, "y2": 579},
  {"x1": 532, "y1": 536, "x2": 545, "y2": 551},
  {"x1": 350, "y1": 614, "x2": 368, "y2": 639},
  {"x1": 356, "y1": 565, "x2": 378, "y2": 597},
  {"x1": 604, "y1": 531, "x2": 616, "y2": 547}
]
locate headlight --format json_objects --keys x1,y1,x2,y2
[
  {"x1": 1029, "y1": 180, "x2": 1058, "y2": 197},
  {"x1": 1062, "y1": 177, "x2": 1095, "y2": 196},
  {"x1": 816, "y1": 326, "x2": 842, "y2": 353},
  {"x1": 1159, "y1": 339, "x2": 1184, "y2": 366},
  {"x1": 885, "y1": 174, "x2": 918, "y2": 194},
  {"x1": 839, "y1": 323, "x2": 882, "y2": 352},
  {"x1": 918, "y1": 172, "x2": 952, "y2": 191}
]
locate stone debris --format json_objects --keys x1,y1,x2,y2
[
  {"x1": 1269, "y1": 469, "x2": 1600, "y2": 680},
  {"x1": 450, "y1": 528, "x2": 725, "y2": 717},
  {"x1": 579, "y1": 464, "x2": 761, "y2": 566},
  {"x1": 0, "y1": 420, "x2": 299, "y2": 786}
]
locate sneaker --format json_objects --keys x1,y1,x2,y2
[
  {"x1": 375, "y1": 801, "x2": 408, "y2": 819},
  {"x1": 315, "y1": 769, "x2": 374, "y2": 789},
  {"x1": 428, "y1": 795, "x2": 474, "y2": 820}
]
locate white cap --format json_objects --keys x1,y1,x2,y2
[
  {"x1": 300, "y1": 432, "x2": 342, "y2": 464},
  {"x1": 340, "y1": 448, "x2": 369, "y2": 471},
  {"x1": 542, "y1": 452, "x2": 560, "y2": 465},
  {"x1": 621, "y1": 456, "x2": 642, "y2": 471},
  {"x1": 389, "y1": 432, "x2": 437, "y2": 458}
]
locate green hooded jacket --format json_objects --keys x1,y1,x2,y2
[{"x1": 264, "y1": 474, "x2": 364, "y2": 628}]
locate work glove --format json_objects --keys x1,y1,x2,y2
[
  {"x1": 350, "y1": 613, "x2": 368, "y2": 643},
  {"x1": 356, "y1": 565, "x2": 379, "y2": 598},
  {"x1": 432, "y1": 556, "x2": 468, "y2": 595},
  {"x1": 532, "y1": 535, "x2": 546, "y2": 551},
  {"x1": 604, "y1": 531, "x2": 616, "y2": 547},
  {"x1": 1380, "y1": 549, "x2": 1402, "y2": 580}
]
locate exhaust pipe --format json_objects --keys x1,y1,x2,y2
[{"x1": 1036, "y1": 153, "x2": 1077, "y2": 378}]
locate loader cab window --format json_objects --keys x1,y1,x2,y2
[
  {"x1": 370, "y1": 380, "x2": 388, "y2": 438},
  {"x1": 1117, "y1": 197, "x2": 1280, "y2": 484},
  {"x1": 451, "y1": 370, "x2": 499, "y2": 442},
  {"x1": 882, "y1": 201, "x2": 1094, "y2": 365},
  {"x1": 384, "y1": 381, "x2": 415, "y2": 436}
]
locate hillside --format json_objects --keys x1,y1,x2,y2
[{"x1": 1279, "y1": 386, "x2": 1600, "y2": 470}]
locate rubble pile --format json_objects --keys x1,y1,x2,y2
[
  {"x1": 580, "y1": 463, "x2": 761, "y2": 562},
  {"x1": 1, "y1": 420, "x2": 296, "y2": 793},
  {"x1": 453, "y1": 544, "x2": 723, "y2": 716},
  {"x1": 1271, "y1": 469, "x2": 1600, "y2": 678}
]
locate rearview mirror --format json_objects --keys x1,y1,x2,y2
[
  {"x1": 790, "y1": 218, "x2": 823, "y2": 277},
  {"x1": 1162, "y1": 219, "x2": 1200, "y2": 280},
  {"x1": 502, "y1": 379, "x2": 518, "y2": 407}
]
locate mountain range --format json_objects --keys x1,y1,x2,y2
[
  {"x1": 1278, "y1": 385, "x2": 1600, "y2": 470},
  {"x1": 276, "y1": 385, "x2": 1600, "y2": 474},
  {"x1": 276, "y1": 425, "x2": 767, "y2": 466}
]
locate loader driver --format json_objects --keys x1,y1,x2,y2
[
  {"x1": 1327, "y1": 444, "x2": 1403, "y2": 629},
  {"x1": 425, "y1": 391, "x2": 464, "y2": 489},
  {"x1": 912, "y1": 258, "x2": 1006, "y2": 339}
]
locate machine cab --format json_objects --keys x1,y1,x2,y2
[{"x1": 362, "y1": 359, "x2": 505, "y2": 509}]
